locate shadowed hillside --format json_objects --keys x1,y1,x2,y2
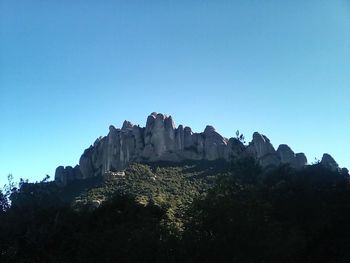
[{"x1": 1, "y1": 159, "x2": 350, "y2": 262}]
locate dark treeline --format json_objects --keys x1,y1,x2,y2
[{"x1": 1, "y1": 159, "x2": 350, "y2": 262}]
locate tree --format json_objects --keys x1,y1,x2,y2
[
  {"x1": 0, "y1": 190, "x2": 9, "y2": 212},
  {"x1": 235, "y1": 130, "x2": 246, "y2": 144},
  {"x1": 1, "y1": 174, "x2": 18, "y2": 210}
]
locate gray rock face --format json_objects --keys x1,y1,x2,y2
[
  {"x1": 224, "y1": 138, "x2": 245, "y2": 159},
  {"x1": 202, "y1": 125, "x2": 226, "y2": 160},
  {"x1": 55, "y1": 165, "x2": 82, "y2": 185},
  {"x1": 295, "y1": 153, "x2": 308, "y2": 168},
  {"x1": 277, "y1": 144, "x2": 295, "y2": 164},
  {"x1": 341, "y1": 168, "x2": 349, "y2": 176},
  {"x1": 250, "y1": 132, "x2": 276, "y2": 158},
  {"x1": 55, "y1": 166, "x2": 66, "y2": 184},
  {"x1": 55, "y1": 113, "x2": 313, "y2": 185},
  {"x1": 246, "y1": 132, "x2": 279, "y2": 167},
  {"x1": 122, "y1": 120, "x2": 134, "y2": 130},
  {"x1": 321, "y1": 153, "x2": 339, "y2": 171},
  {"x1": 259, "y1": 153, "x2": 281, "y2": 168},
  {"x1": 277, "y1": 144, "x2": 307, "y2": 169}
]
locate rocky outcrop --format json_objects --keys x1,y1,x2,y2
[
  {"x1": 55, "y1": 113, "x2": 318, "y2": 185},
  {"x1": 277, "y1": 144, "x2": 295, "y2": 164},
  {"x1": 55, "y1": 165, "x2": 82, "y2": 185},
  {"x1": 248, "y1": 132, "x2": 276, "y2": 159},
  {"x1": 295, "y1": 153, "x2": 308, "y2": 168},
  {"x1": 244, "y1": 134, "x2": 308, "y2": 169},
  {"x1": 277, "y1": 144, "x2": 307, "y2": 169},
  {"x1": 246, "y1": 132, "x2": 278, "y2": 167},
  {"x1": 321, "y1": 153, "x2": 339, "y2": 171}
]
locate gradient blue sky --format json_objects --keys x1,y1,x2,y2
[{"x1": 1, "y1": 0, "x2": 350, "y2": 186}]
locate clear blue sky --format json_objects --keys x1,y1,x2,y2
[{"x1": 1, "y1": 0, "x2": 350, "y2": 186}]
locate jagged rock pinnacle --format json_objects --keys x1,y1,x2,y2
[
  {"x1": 54, "y1": 113, "x2": 317, "y2": 185},
  {"x1": 321, "y1": 153, "x2": 339, "y2": 171},
  {"x1": 122, "y1": 120, "x2": 134, "y2": 130}
]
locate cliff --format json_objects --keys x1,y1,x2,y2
[{"x1": 55, "y1": 112, "x2": 339, "y2": 185}]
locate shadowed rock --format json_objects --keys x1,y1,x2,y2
[
  {"x1": 295, "y1": 153, "x2": 307, "y2": 168},
  {"x1": 122, "y1": 120, "x2": 134, "y2": 130},
  {"x1": 321, "y1": 153, "x2": 339, "y2": 171},
  {"x1": 55, "y1": 165, "x2": 82, "y2": 185},
  {"x1": 277, "y1": 144, "x2": 307, "y2": 169}
]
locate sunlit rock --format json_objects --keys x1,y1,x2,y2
[{"x1": 55, "y1": 113, "x2": 321, "y2": 185}]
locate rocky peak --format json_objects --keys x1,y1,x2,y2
[
  {"x1": 184, "y1": 126, "x2": 192, "y2": 134},
  {"x1": 321, "y1": 153, "x2": 339, "y2": 171},
  {"x1": 155, "y1": 113, "x2": 165, "y2": 121},
  {"x1": 249, "y1": 132, "x2": 276, "y2": 159},
  {"x1": 295, "y1": 153, "x2": 307, "y2": 167},
  {"x1": 146, "y1": 113, "x2": 156, "y2": 130},
  {"x1": 109, "y1": 125, "x2": 117, "y2": 133},
  {"x1": 54, "y1": 113, "x2": 341, "y2": 185},
  {"x1": 204, "y1": 125, "x2": 216, "y2": 134},
  {"x1": 277, "y1": 144, "x2": 307, "y2": 169},
  {"x1": 277, "y1": 144, "x2": 294, "y2": 160},
  {"x1": 164, "y1": 115, "x2": 176, "y2": 130},
  {"x1": 154, "y1": 114, "x2": 166, "y2": 129},
  {"x1": 122, "y1": 120, "x2": 134, "y2": 130}
]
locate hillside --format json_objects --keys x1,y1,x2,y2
[
  {"x1": 2, "y1": 158, "x2": 350, "y2": 262},
  {"x1": 1, "y1": 112, "x2": 349, "y2": 262}
]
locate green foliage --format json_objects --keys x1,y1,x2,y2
[
  {"x1": 235, "y1": 130, "x2": 246, "y2": 144},
  {"x1": 69, "y1": 162, "x2": 222, "y2": 218},
  {"x1": 1, "y1": 160, "x2": 350, "y2": 262},
  {"x1": 0, "y1": 190, "x2": 9, "y2": 213},
  {"x1": 0, "y1": 194, "x2": 167, "y2": 262},
  {"x1": 182, "y1": 162, "x2": 350, "y2": 262}
]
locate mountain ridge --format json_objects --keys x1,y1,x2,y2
[{"x1": 55, "y1": 112, "x2": 341, "y2": 185}]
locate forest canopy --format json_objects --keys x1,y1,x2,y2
[{"x1": 1, "y1": 159, "x2": 350, "y2": 262}]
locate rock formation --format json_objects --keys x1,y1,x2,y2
[
  {"x1": 55, "y1": 165, "x2": 82, "y2": 185},
  {"x1": 54, "y1": 112, "x2": 340, "y2": 185},
  {"x1": 321, "y1": 153, "x2": 339, "y2": 171},
  {"x1": 277, "y1": 144, "x2": 307, "y2": 169}
]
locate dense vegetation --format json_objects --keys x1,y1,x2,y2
[{"x1": 1, "y1": 159, "x2": 350, "y2": 262}]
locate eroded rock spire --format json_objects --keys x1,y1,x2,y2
[{"x1": 55, "y1": 112, "x2": 320, "y2": 185}]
